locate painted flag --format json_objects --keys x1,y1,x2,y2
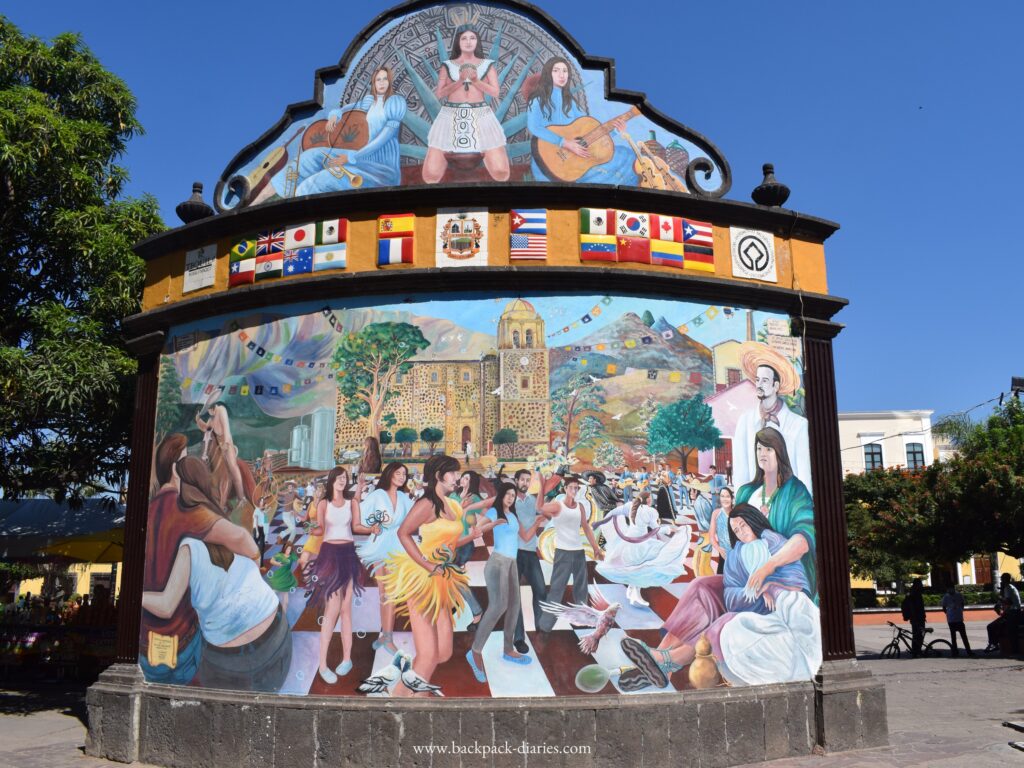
[
  {"x1": 641, "y1": 336, "x2": 653, "y2": 345},
  {"x1": 650, "y1": 239, "x2": 685, "y2": 269},
  {"x1": 510, "y1": 233, "x2": 547, "y2": 260},
  {"x1": 510, "y1": 209, "x2": 547, "y2": 234},
  {"x1": 378, "y1": 213, "x2": 415, "y2": 238},
  {"x1": 378, "y1": 236, "x2": 414, "y2": 266},
  {"x1": 579, "y1": 234, "x2": 617, "y2": 262},
  {"x1": 316, "y1": 218, "x2": 348, "y2": 245},
  {"x1": 240, "y1": 385, "x2": 249, "y2": 396},
  {"x1": 255, "y1": 252, "x2": 283, "y2": 280},
  {"x1": 668, "y1": 372, "x2": 682, "y2": 383},
  {"x1": 591, "y1": 307, "x2": 602, "y2": 317},
  {"x1": 601, "y1": 295, "x2": 613, "y2": 305},
  {"x1": 255, "y1": 229, "x2": 285, "y2": 256},
  {"x1": 229, "y1": 252, "x2": 256, "y2": 287},
  {"x1": 580, "y1": 208, "x2": 615, "y2": 235},
  {"x1": 651, "y1": 214, "x2": 683, "y2": 242},
  {"x1": 690, "y1": 372, "x2": 703, "y2": 384},
  {"x1": 283, "y1": 247, "x2": 313, "y2": 275},
  {"x1": 624, "y1": 339, "x2": 637, "y2": 349},
  {"x1": 661, "y1": 329, "x2": 675, "y2": 340},
  {"x1": 313, "y1": 244, "x2": 347, "y2": 271},
  {"x1": 616, "y1": 235, "x2": 651, "y2": 265},
  {"x1": 647, "y1": 370, "x2": 658, "y2": 380},
  {"x1": 606, "y1": 364, "x2": 617, "y2": 374},
  {"x1": 682, "y1": 218, "x2": 715, "y2": 272},
  {"x1": 706, "y1": 306, "x2": 720, "y2": 319},
  {"x1": 616, "y1": 210, "x2": 650, "y2": 238}
]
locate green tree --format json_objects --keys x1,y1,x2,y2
[
  {"x1": 155, "y1": 356, "x2": 188, "y2": 440},
  {"x1": 332, "y1": 322, "x2": 429, "y2": 439},
  {"x1": 593, "y1": 440, "x2": 625, "y2": 469},
  {"x1": 646, "y1": 396, "x2": 721, "y2": 470},
  {"x1": 420, "y1": 426, "x2": 444, "y2": 454},
  {"x1": 378, "y1": 430, "x2": 393, "y2": 455},
  {"x1": 0, "y1": 20, "x2": 165, "y2": 501},
  {"x1": 843, "y1": 468, "x2": 932, "y2": 587},
  {"x1": 641, "y1": 310, "x2": 656, "y2": 327},
  {"x1": 551, "y1": 372, "x2": 606, "y2": 451},
  {"x1": 395, "y1": 427, "x2": 419, "y2": 456},
  {"x1": 492, "y1": 428, "x2": 518, "y2": 447}
]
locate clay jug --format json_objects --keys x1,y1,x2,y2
[{"x1": 688, "y1": 633, "x2": 721, "y2": 689}]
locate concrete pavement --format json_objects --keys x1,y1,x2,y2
[{"x1": 0, "y1": 623, "x2": 1020, "y2": 767}]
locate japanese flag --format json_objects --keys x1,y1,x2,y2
[{"x1": 285, "y1": 223, "x2": 315, "y2": 249}]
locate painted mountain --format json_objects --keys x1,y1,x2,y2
[{"x1": 339, "y1": 307, "x2": 495, "y2": 361}]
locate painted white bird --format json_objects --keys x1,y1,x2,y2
[
  {"x1": 539, "y1": 586, "x2": 620, "y2": 654},
  {"x1": 727, "y1": 400, "x2": 738, "y2": 412},
  {"x1": 589, "y1": 375, "x2": 600, "y2": 382},
  {"x1": 569, "y1": 389, "x2": 578, "y2": 397},
  {"x1": 611, "y1": 413, "x2": 624, "y2": 421},
  {"x1": 490, "y1": 385, "x2": 503, "y2": 395},
  {"x1": 401, "y1": 665, "x2": 444, "y2": 696},
  {"x1": 357, "y1": 651, "x2": 411, "y2": 694}
]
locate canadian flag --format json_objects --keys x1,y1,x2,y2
[{"x1": 285, "y1": 223, "x2": 315, "y2": 249}]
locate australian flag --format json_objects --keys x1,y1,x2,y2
[{"x1": 283, "y1": 247, "x2": 313, "y2": 275}]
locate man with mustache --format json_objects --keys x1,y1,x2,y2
[{"x1": 731, "y1": 344, "x2": 811, "y2": 492}]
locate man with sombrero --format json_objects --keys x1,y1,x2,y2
[
  {"x1": 583, "y1": 470, "x2": 619, "y2": 515},
  {"x1": 731, "y1": 342, "x2": 811, "y2": 492}
]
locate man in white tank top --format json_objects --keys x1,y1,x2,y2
[{"x1": 536, "y1": 476, "x2": 604, "y2": 633}]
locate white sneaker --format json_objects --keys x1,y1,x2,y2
[{"x1": 627, "y1": 586, "x2": 649, "y2": 607}]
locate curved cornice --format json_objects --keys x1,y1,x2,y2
[
  {"x1": 123, "y1": 266, "x2": 847, "y2": 343},
  {"x1": 213, "y1": 0, "x2": 733, "y2": 206},
  {"x1": 137, "y1": 181, "x2": 839, "y2": 261}
]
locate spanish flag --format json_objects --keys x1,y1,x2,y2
[{"x1": 378, "y1": 213, "x2": 415, "y2": 238}]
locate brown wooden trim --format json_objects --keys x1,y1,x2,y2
[
  {"x1": 804, "y1": 337, "x2": 856, "y2": 661},
  {"x1": 114, "y1": 352, "x2": 159, "y2": 665}
]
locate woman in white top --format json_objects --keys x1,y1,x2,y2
[
  {"x1": 142, "y1": 460, "x2": 291, "y2": 692},
  {"x1": 307, "y1": 466, "x2": 380, "y2": 684},
  {"x1": 535, "y1": 476, "x2": 603, "y2": 633}
]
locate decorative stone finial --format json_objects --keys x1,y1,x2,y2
[
  {"x1": 175, "y1": 182, "x2": 214, "y2": 224},
  {"x1": 751, "y1": 163, "x2": 790, "y2": 208}
]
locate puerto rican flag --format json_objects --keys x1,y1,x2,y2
[
  {"x1": 510, "y1": 233, "x2": 547, "y2": 260},
  {"x1": 682, "y1": 219, "x2": 714, "y2": 247},
  {"x1": 256, "y1": 229, "x2": 285, "y2": 256}
]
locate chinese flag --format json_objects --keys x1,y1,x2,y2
[{"x1": 616, "y1": 236, "x2": 651, "y2": 265}]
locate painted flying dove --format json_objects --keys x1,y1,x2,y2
[{"x1": 539, "y1": 586, "x2": 620, "y2": 654}]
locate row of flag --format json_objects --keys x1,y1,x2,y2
[
  {"x1": 579, "y1": 209, "x2": 715, "y2": 272},
  {"x1": 181, "y1": 374, "x2": 334, "y2": 399},
  {"x1": 560, "y1": 354, "x2": 706, "y2": 384},
  {"x1": 230, "y1": 219, "x2": 349, "y2": 286},
  {"x1": 547, "y1": 296, "x2": 615, "y2": 338}
]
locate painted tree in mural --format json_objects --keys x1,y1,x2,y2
[
  {"x1": 420, "y1": 427, "x2": 444, "y2": 455},
  {"x1": 0, "y1": 20, "x2": 164, "y2": 500},
  {"x1": 155, "y1": 357, "x2": 187, "y2": 440},
  {"x1": 332, "y1": 322, "x2": 429, "y2": 439},
  {"x1": 593, "y1": 440, "x2": 625, "y2": 469},
  {"x1": 551, "y1": 373, "x2": 607, "y2": 451},
  {"x1": 647, "y1": 396, "x2": 722, "y2": 470},
  {"x1": 395, "y1": 427, "x2": 418, "y2": 457}
]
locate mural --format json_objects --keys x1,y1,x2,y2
[
  {"x1": 141, "y1": 293, "x2": 819, "y2": 697},
  {"x1": 214, "y1": 1, "x2": 729, "y2": 211}
]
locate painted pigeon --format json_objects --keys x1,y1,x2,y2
[{"x1": 539, "y1": 586, "x2": 620, "y2": 654}]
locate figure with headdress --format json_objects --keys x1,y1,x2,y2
[{"x1": 731, "y1": 342, "x2": 811, "y2": 492}]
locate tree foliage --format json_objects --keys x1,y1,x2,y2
[
  {"x1": 332, "y1": 322, "x2": 429, "y2": 438},
  {"x1": 419, "y1": 427, "x2": 443, "y2": 454},
  {"x1": 0, "y1": 19, "x2": 165, "y2": 500},
  {"x1": 647, "y1": 396, "x2": 721, "y2": 469},
  {"x1": 395, "y1": 427, "x2": 418, "y2": 456},
  {"x1": 593, "y1": 440, "x2": 625, "y2": 469},
  {"x1": 492, "y1": 428, "x2": 518, "y2": 445},
  {"x1": 551, "y1": 372, "x2": 606, "y2": 451}
]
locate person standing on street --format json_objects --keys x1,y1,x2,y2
[
  {"x1": 940, "y1": 585, "x2": 975, "y2": 658},
  {"x1": 902, "y1": 579, "x2": 927, "y2": 658}
]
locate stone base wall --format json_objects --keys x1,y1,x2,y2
[{"x1": 85, "y1": 662, "x2": 888, "y2": 768}]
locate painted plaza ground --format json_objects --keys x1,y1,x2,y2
[{"x1": 1, "y1": 622, "x2": 1021, "y2": 767}]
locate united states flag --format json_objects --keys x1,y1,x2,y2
[
  {"x1": 256, "y1": 229, "x2": 285, "y2": 256},
  {"x1": 510, "y1": 232, "x2": 547, "y2": 260}
]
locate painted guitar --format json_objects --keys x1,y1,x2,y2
[{"x1": 532, "y1": 105, "x2": 641, "y2": 182}]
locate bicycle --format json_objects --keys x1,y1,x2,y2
[{"x1": 880, "y1": 620, "x2": 954, "y2": 658}]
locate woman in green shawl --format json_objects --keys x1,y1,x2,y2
[{"x1": 618, "y1": 426, "x2": 816, "y2": 685}]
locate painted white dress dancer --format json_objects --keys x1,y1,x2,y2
[{"x1": 594, "y1": 492, "x2": 692, "y2": 606}]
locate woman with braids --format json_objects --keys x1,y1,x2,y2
[
  {"x1": 142, "y1": 457, "x2": 291, "y2": 692},
  {"x1": 618, "y1": 427, "x2": 816, "y2": 688},
  {"x1": 307, "y1": 466, "x2": 379, "y2": 684},
  {"x1": 526, "y1": 56, "x2": 637, "y2": 185},
  {"x1": 357, "y1": 462, "x2": 414, "y2": 655},
  {"x1": 593, "y1": 490, "x2": 692, "y2": 607},
  {"x1": 380, "y1": 454, "x2": 482, "y2": 696}
]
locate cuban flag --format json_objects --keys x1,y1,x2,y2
[
  {"x1": 510, "y1": 209, "x2": 547, "y2": 234},
  {"x1": 378, "y1": 236, "x2": 414, "y2": 266}
]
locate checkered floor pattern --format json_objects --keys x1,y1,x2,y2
[{"x1": 261, "y1": 496, "x2": 717, "y2": 698}]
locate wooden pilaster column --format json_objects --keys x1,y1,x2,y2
[
  {"x1": 800, "y1": 319, "x2": 856, "y2": 662},
  {"x1": 114, "y1": 332, "x2": 165, "y2": 665}
]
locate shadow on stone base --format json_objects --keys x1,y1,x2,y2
[{"x1": 86, "y1": 663, "x2": 886, "y2": 767}]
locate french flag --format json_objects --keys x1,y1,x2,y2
[{"x1": 377, "y1": 236, "x2": 414, "y2": 266}]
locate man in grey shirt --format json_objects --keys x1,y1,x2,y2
[
  {"x1": 940, "y1": 586, "x2": 974, "y2": 657},
  {"x1": 512, "y1": 468, "x2": 548, "y2": 655}
]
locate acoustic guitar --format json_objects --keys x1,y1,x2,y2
[{"x1": 532, "y1": 105, "x2": 641, "y2": 182}]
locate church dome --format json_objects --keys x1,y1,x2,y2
[{"x1": 501, "y1": 298, "x2": 537, "y2": 318}]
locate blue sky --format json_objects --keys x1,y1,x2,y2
[{"x1": 7, "y1": 0, "x2": 1023, "y2": 419}]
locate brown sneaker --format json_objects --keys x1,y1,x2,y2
[
  {"x1": 618, "y1": 666, "x2": 653, "y2": 692},
  {"x1": 620, "y1": 637, "x2": 669, "y2": 689}
]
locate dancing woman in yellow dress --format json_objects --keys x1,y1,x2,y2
[{"x1": 380, "y1": 454, "x2": 479, "y2": 696}]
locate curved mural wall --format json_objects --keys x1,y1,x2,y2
[
  {"x1": 214, "y1": 1, "x2": 730, "y2": 211},
  {"x1": 141, "y1": 291, "x2": 819, "y2": 698}
]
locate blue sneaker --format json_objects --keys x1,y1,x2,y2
[
  {"x1": 334, "y1": 659, "x2": 353, "y2": 676},
  {"x1": 465, "y1": 649, "x2": 487, "y2": 683},
  {"x1": 502, "y1": 653, "x2": 532, "y2": 665}
]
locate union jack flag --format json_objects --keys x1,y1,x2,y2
[{"x1": 256, "y1": 229, "x2": 285, "y2": 256}]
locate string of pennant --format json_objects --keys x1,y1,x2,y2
[
  {"x1": 561, "y1": 357, "x2": 706, "y2": 384},
  {"x1": 555, "y1": 305, "x2": 734, "y2": 353},
  {"x1": 180, "y1": 371, "x2": 336, "y2": 399},
  {"x1": 547, "y1": 296, "x2": 614, "y2": 337}
]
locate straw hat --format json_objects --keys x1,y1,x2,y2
[
  {"x1": 681, "y1": 478, "x2": 711, "y2": 493},
  {"x1": 739, "y1": 342, "x2": 800, "y2": 396}
]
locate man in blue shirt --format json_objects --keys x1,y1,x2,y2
[{"x1": 512, "y1": 469, "x2": 547, "y2": 655}]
